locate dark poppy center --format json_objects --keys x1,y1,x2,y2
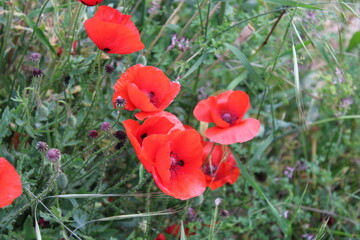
[
  {"x1": 221, "y1": 112, "x2": 238, "y2": 124},
  {"x1": 140, "y1": 133, "x2": 148, "y2": 140},
  {"x1": 103, "y1": 48, "x2": 111, "y2": 52},
  {"x1": 147, "y1": 91, "x2": 160, "y2": 108},
  {"x1": 170, "y1": 152, "x2": 184, "y2": 170}
]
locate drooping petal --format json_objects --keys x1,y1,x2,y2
[
  {"x1": 205, "y1": 118, "x2": 260, "y2": 145},
  {"x1": 153, "y1": 168, "x2": 206, "y2": 200},
  {"x1": 206, "y1": 167, "x2": 240, "y2": 191},
  {"x1": 0, "y1": 158, "x2": 22, "y2": 208},
  {"x1": 135, "y1": 111, "x2": 184, "y2": 132}
]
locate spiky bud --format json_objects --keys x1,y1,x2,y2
[
  {"x1": 89, "y1": 130, "x2": 98, "y2": 139},
  {"x1": 36, "y1": 141, "x2": 49, "y2": 152},
  {"x1": 101, "y1": 122, "x2": 111, "y2": 131},
  {"x1": 30, "y1": 52, "x2": 41, "y2": 62},
  {"x1": 32, "y1": 68, "x2": 43, "y2": 78}
]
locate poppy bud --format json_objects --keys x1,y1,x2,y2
[
  {"x1": 37, "y1": 104, "x2": 49, "y2": 118},
  {"x1": 32, "y1": 68, "x2": 43, "y2": 78},
  {"x1": 36, "y1": 141, "x2": 49, "y2": 152},
  {"x1": 136, "y1": 54, "x2": 147, "y2": 66},
  {"x1": 46, "y1": 148, "x2": 61, "y2": 162},
  {"x1": 68, "y1": 115, "x2": 77, "y2": 127},
  {"x1": 57, "y1": 172, "x2": 68, "y2": 188}
]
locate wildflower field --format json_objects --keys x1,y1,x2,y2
[{"x1": 0, "y1": 0, "x2": 359, "y2": 239}]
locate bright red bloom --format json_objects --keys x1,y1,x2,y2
[
  {"x1": 155, "y1": 233, "x2": 166, "y2": 240},
  {"x1": 123, "y1": 116, "x2": 183, "y2": 172},
  {"x1": 0, "y1": 158, "x2": 22, "y2": 208},
  {"x1": 142, "y1": 130, "x2": 206, "y2": 200},
  {"x1": 113, "y1": 64, "x2": 180, "y2": 119},
  {"x1": 78, "y1": 0, "x2": 103, "y2": 6},
  {"x1": 193, "y1": 90, "x2": 260, "y2": 145},
  {"x1": 84, "y1": 6, "x2": 144, "y2": 54},
  {"x1": 202, "y1": 142, "x2": 240, "y2": 190}
]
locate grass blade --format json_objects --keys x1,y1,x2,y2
[{"x1": 265, "y1": 0, "x2": 322, "y2": 10}]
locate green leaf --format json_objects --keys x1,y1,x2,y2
[
  {"x1": 232, "y1": 150, "x2": 288, "y2": 236},
  {"x1": 182, "y1": 52, "x2": 208, "y2": 79},
  {"x1": 265, "y1": 0, "x2": 322, "y2": 10},
  {"x1": 346, "y1": 31, "x2": 360, "y2": 52}
]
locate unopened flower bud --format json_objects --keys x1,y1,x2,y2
[
  {"x1": 89, "y1": 130, "x2": 98, "y2": 139},
  {"x1": 57, "y1": 172, "x2": 68, "y2": 188},
  {"x1": 105, "y1": 64, "x2": 114, "y2": 74},
  {"x1": 36, "y1": 141, "x2": 49, "y2": 152},
  {"x1": 115, "y1": 96, "x2": 126, "y2": 108},
  {"x1": 37, "y1": 104, "x2": 49, "y2": 118},
  {"x1": 219, "y1": 209, "x2": 230, "y2": 218},
  {"x1": 68, "y1": 115, "x2": 77, "y2": 127},
  {"x1": 101, "y1": 121, "x2": 111, "y2": 131},
  {"x1": 32, "y1": 68, "x2": 43, "y2": 77},
  {"x1": 114, "y1": 130, "x2": 127, "y2": 142},
  {"x1": 136, "y1": 54, "x2": 147, "y2": 66}
]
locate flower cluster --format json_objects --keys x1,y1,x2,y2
[{"x1": 79, "y1": 3, "x2": 260, "y2": 200}]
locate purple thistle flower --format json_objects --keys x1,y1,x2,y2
[
  {"x1": 30, "y1": 52, "x2": 41, "y2": 62},
  {"x1": 32, "y1": 68, "x2": 43, "y2": 78},
  {"x1": 148, "y1": 1, "x2": 161, "y2": 15},
  {"x1": 114, "y1": 130, "x2": 127, "y2": 142},
  {"x1": 101, "y1": 122, "x2": 111, "y2": 131},
  {"x1": 219, "y1": 209, "x2": 230, "y2": 218},
  {"x1": 340, "y1": 98, "x2": 353, "y2": 108},
  {"x1": 46, "y1": 148, "x2": 61, "y2": 162}
]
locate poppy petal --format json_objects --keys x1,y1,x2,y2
[
  {"x1": 0, "y1": 158, "x2": 22, "y2": 208},
  {"x1": 207, "y1": 167, "x2": 240, "y2": 190},
  {"x1": 142, "y1": 134, "x2": 170, "y2": 173},
  {"x1": 205, "y1": 118, "x2": 260, "y2": 145},
  {"x1": 208, "y1": 97, "x2": 230, "y2": 128},
  {"x1": 153, "y1": 168, "x2": 206, "y2": 200},
  {"x1": 112, "y1": 90, "x2": 136, "y2": 110},
  {"x1": 135, "y1": 111, "x2": 185, "y2": 132},
  {"x1": 78, "y1": 0, "x2": 103, "y2": 6},
  {"x1": 84, "y1": 18, "x2": 144, "y2": 54},
  {"x1": 193, "y1": 98, "x2": 213, "y2": 122},
  {"x1": 127, "y1": 83, "x2": 159, "y2": 111}
]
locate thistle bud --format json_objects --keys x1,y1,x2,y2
[
  {"x1": 68, "y1": 115, "x2": 77, "y2": 127},
  {"x1": 37, "y1": 104, "x2": 49, "y2": 118},
  {"x1": 136, "y1": 54, "x2": 147, "y2": 66},
  {"x1": 36, "y1": 141, "x2": 49, "y2": 152},
  {"x1": 57, "y1": 172, "x2": 68, "y2": 188}
]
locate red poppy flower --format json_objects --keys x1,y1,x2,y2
[
  {"x1": 142, "y1": 129, "x2": 206, "y2": 200},
  {"x1": 0, "y1": 158, "x2": 22, "y2": 208},
  {"x1": 193, "y1": 90, "x2": 260, "y2": 145},
  {"x1": 78, "y1": 0, "x2": 103, "y2": 6},
  {"x1": 155, "y1": 233, "x2": 166, "y2": 240},
  {"x1": 123, "y1": 116, "x2": 183, "y2": 172},
  {"x1": 202, "y1": 142, "x2": 240, "y2": 190},
  {"x1": 84, "y1": 6, "x2": 144, "y2": 54},
  {"x1": 113, "y1": 64, "x2": 180, "y2": 118}
]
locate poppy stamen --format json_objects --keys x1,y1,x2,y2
[
  {"x1": 170, "y1": 152, "x2": 184, "y2": 170},
  {"x1": 221, "y1": 112, "x2": 238, "y2": 124},
  {"x1": 140, "y1": 133, "x2": 148, "y2": 140}
]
